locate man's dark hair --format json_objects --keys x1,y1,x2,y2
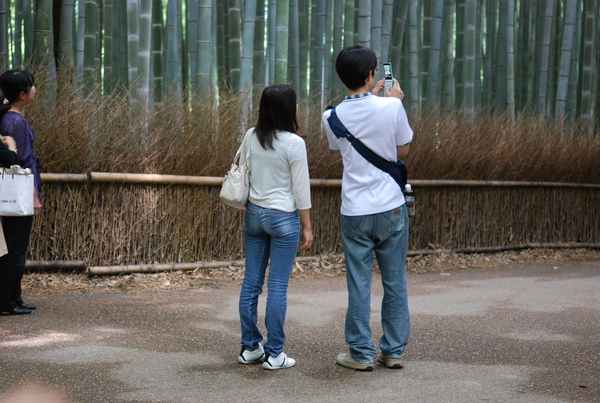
[
  {"x1": 335, "y1": 46, "x2": 377, "y2": 91},
  {"x1": 255, "y1": 84, "x2": 299, "y2": 150}
]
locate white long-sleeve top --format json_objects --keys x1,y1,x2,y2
[{"x1": 247, "y1": 128, "x2": 312, "y2": 212}]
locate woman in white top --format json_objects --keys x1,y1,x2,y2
[{"x1": 237, "y1": 84, "x2": 313, "y2": 370}]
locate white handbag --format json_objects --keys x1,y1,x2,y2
[
  {"x1": 0, "y1": 165, "x2": 34, "y2": 216},
  {"x1": 220, "y1": 129, "x2": 253, "y2": 209}
]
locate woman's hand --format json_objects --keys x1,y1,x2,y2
[
  {"x1": 299, "y1": 227, "x2": 313, "y2": 251},
  {"x1": 298, "y1": 209, "x2": 313, "y2": 251},
  {"x1": 33, "y1": 189, "x2": 42, "y2": 215}
]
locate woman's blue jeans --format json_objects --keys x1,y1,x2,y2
[
  {"x1": 239, "y1": 202, "x2": 300, "y2": 356},
  {"x1": 341, "y1": 205, "x2": 410, "y2": 364}
]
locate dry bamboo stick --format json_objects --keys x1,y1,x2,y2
[
  {"x1": 37, "y1": 172, "x2": 600, "y2": 189},
  {"x1": 40, "y1": 173, "x2": 89, "y2": 182},
  {"x1": 453, "y1": 243, "x2": 600, "y2": 253},
  {"x1": 25, "y1": 260, "x2": 87, "y2": 270},
  {"x1": 309, "y1": 178, "x2": 343, "y2": 187},
  {"x1": 409, "y1": 179, "x2": 600, "y2": 189},
  {"x1": 88, "y1": 242, "x2": 600, "y2": 276},
  {"x1": 89, "y1": 172, "x2": 224, "y2": 186},
  {"x1": 89, "y1": 260, "x2": 246, "y2": 275}
]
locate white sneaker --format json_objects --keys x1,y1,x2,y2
[
  {"x1": 237, "y1": 344, "x2": 265, "y2": 364},
  {"x1": 262, "y1": 352, "x2": 296, "y2": 370}
]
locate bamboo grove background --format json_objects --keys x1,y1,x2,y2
[
  {"x1": 0, "y1": 1, "x2": 598, "y2": 267},
  {"x1": 1, "y1": 0, "x2": 599, "y2": 123}
]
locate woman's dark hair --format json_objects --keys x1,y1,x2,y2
[
  {"x1": 0, "y1": 70, "x2": 35, "y2": 118},
  {"x1": 255, "y1": 84, "x2": 299, "y2": 150},
  {"x1": 335, "y1": 46, "x2": 377, "y2": 91}
]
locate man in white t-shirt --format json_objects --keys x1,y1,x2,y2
[{"x1": 322, "y1": 46, "x2": 413, "y2": 371}]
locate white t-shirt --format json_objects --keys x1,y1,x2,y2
[
  {"x1": 248, "y1": 128, "x2": 312, "y2": 212},
  {"x1": 322, "y1": 93, "x2": 413, "y2": 216}
]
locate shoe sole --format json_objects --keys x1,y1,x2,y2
[
  {"x1": 238, "y1": 354, "x2": 265, "y2": 364},
  {"x1": 377, "y1": 356, "x2": 403, "y2": 369},
  {"x1": 336, "y1": 357, "x2": 373, "y2": 371},
  {"x1": 262, "y1": 362, "x2": 295, "y2": 370}
]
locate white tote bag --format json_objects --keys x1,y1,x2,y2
[
  {"x1": 220, "y1": 129, "x2": 253, "y2": 209},
  {"x1": 0, "y1": 165, "x2": 34, "y2": 216}
]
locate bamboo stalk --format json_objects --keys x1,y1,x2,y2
[
  {"x1": 89, "y1": 260, "x2": 245, "y2": 275},
  {"x1": 25, "y1": 260, "x2": 87, "y2": 270},
  {"x1": 87, "y1": 243, "x2": 600, "y2": 275},
  {"x1": 89, "y1": 254, "x2": 347, "y2": 275},
  {"x1": 89, "y1": 172, "x2": 224, "y2": 185},
  {"x1": 409, "y1": 180, "x2": 600, "y2": 188},
  {"x1": 40, "y1": 173, "x2": 89, "y2": 182},
  {"x1": 38, "y1": 172, "x2": 600, "y2": 189}
]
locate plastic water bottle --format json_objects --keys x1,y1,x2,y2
[{"x1": 404, "y1": 184, "x2": 415, "y2": 217}]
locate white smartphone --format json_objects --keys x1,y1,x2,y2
[{"x1": 383, "y1": 62, "x2": 393, "y2": 94}]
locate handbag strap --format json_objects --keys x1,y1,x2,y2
[
  {"x1": 234, "y1": 128, "x2": 253, "y2": 166},
  {"x1": 327, "y1": 107, "x2": 401, "y2": 183}
]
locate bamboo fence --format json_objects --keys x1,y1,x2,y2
[{"x1": 27, "y1": 172, "x2": 600, "y2": 273}]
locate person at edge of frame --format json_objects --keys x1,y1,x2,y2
[{"x1": 0, "y1": 70, "x2": 42, "y2": 316}]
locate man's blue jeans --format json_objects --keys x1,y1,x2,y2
[
  {"x1": 341, "y1": 205, "x2": 410, "y2": 363},
  {"x1": 239, "y1": 202, "x2": 300, "y2": 357}
]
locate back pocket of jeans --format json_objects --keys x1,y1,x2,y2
[
  {"x1": 384, "y1": 209, "x2": 405, "y2": 233},
  {"x1": 243, "y1": 209, "x2": 258, "y2": 233},
  {"x1": 341, "y1": 215, "x2": 364, "y2": 239}
]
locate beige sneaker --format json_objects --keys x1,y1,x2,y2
[
  {"x1": 335, "y1": 352, "x2": 373, "y2": 371},
  {"x1": 377, "y1": 352, "x2": 404, "y2": 369}
]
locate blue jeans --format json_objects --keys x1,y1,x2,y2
[
  {"x1": 239, "y1": 202, "x2": 300, "y2": 356},
  {"x1": 341, "y1": 205, "x2": 410, "y2": 363}
]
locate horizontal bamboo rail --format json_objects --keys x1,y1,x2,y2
[
  {"x1": 82, "y1": 243, "x2": 600, "y2": 275},
  {"x1": 31, "y1": 172, "x2": 600, "y2": 275},
  {"x1": 39, "y1": 172, "x2": 600, "y2": 189},
  {"x1": 25, "y1": 260, "x2": 87, "y2": 270},
  {"x1": 88, "y1": 254, "x2": 343, "y2": 275}
]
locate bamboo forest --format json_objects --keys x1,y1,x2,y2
[{"x1": 0, "y1": 0, "x2": 598, "y2": 128}]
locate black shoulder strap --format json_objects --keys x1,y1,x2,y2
[{"x1": 327, "y1": 108, "x2": 407, "y2": 189}]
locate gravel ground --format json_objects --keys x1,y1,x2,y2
[{"x1": 23, "y1": 248, "x2": 600, "y2": 296}]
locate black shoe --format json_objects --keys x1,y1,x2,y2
[
  {"x1": 8, "y1": 306, "x2": 33, "y2": 315},
  {"x1": 18, "y1": 301, "x2": 37, "y2": 310}
]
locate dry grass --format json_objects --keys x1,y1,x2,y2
[
  {"x1": 18, "y1": 74, "x2": 600, "y2": 266},
  {"x1": 31, "y1": 77, "x2": 600, "y2": 182}
]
